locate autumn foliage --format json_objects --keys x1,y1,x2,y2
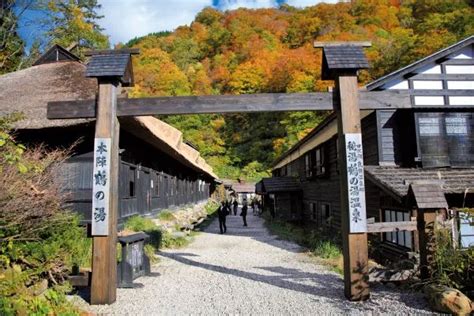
[{"x1": 124, "y1": 0, "x2": 473, "y2": 180}]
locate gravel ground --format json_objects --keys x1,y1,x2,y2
[{"x1": 77, "y1": 210, "x2": 434, "y2": 315}]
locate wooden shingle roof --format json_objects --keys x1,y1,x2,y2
[
  {"x1": 85, "y1": 49, "x2": 139, "y2": 86},
  {"x1": 232, "y1": 182, "x2": 256, "y2": 193},
  {"x1": 408, "y1": 183, "x2": 448, "y2": 209},
  {"x1": 260, "y1": 177, "x2": 301, "y2": 193},
  {"x1": 321, "y1": 45, "x2": 369, "y2": 80},
  {"x1": 365, "y1": 166, "x2": 474, "y2": 202}
]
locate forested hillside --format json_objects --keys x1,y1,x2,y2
[{"x1": 123, "y1": 0, "x2": 472, "y2": 180}]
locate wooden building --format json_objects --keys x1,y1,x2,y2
[
  {"x1": 0, "y1": 45, "x2": 217, "y2": 224},
  {"x1": 265, "y1": 36, "x2": 474, "y2": 254},
  {"x1": 256, "y1": 177, "x2": 302, "y2": 220}
]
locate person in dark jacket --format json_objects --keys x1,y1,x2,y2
[
  {"x1": 240, "y1": 199, "x2": 248, "y2": 227},
  {"x1": 232, "y1": 199, "x2": 238, "y2": 216},
  {"x1": 217, "y1": 201, "x2": 228, "y2": 234}
]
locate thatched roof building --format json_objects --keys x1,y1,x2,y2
[
  {"x1": 0, "y1": 45, "x2": 217, "y2": 221},
  {"x1": 0, "y1": 46, "x2": 217, "y2": 179}
]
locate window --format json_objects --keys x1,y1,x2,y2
[
  {"x1": 152, "y1": 173, "x2": 160, "y2": 197},
  {"x1": 383, "y1": 209, "x2": 413, "y2": 249},
  {"x1": 309, "y1": 202, "x2": 331, "y2": 225},
  {"x1": 415, "y1": 112, "x2": 473, "y2": 168},
  {"x1": 321, "y1": 203, "x2": 331, "y2": 219},
  {"x1": 310, "y1": 203, "x2": 317, "y2": 221},
  {"x1": 315, "y1": 146, "x2": 326, "y2": 176},
  {"x1": 305, "y1": 153, "x2": 313, "y2": 178},
  {"x1": 128, "y1": 167, "x2": 136, "y2": 198}
]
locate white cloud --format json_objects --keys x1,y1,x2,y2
[
  {"x1": 98, "y1": 0, "x2": 212, "y2": 44},
  {"x1": 286, "y1": 0, "x2": 339, "y2": 7},
  {"x1": 216, "y1": 0, "x2": 279, "y2": 10}
]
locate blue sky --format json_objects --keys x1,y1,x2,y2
[
  {"x1": 18, "y1": 0, "x2": 338, "y2": 48},
  {"x1": 98, "y1": 0, "x2": 337, "y2": 45}
]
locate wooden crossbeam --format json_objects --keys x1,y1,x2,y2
[
  {"x1": 47, "y1": 91, "x2": 411, "y2": 119},
  {"x1": 366, "y1": 221, "x2": 417, "y2": 233}
]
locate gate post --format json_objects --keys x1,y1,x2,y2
[
  {"x1": 84, "y1": 49, "x2": 139, "y2": 305},
  {"x1": 315, "y1": 42, "x2": 372, "y2": 301},
  {"x1": 90, "y1": 79, "x2": 120, "y2": 304},
  {"x1": 335, "y1": 74, "x2": 370, "y2": 301}
]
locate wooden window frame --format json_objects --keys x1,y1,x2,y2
[{"x1": 382, "y1": 208, "x2": 414, "y2": 250}]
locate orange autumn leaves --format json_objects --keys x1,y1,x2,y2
[{"x1": 123, "y1": 1, "x2": 472, "y2": 179}]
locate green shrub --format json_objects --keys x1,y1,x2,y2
[
  {"x1": 312, "y1": 241, "x2": 342, "y2": 259},
  {"x1": 263, "y1": 216, "x2": 343, "y2": 273},
  {"x1": 124, "y1": 216, "x2": 162, "y2": 249},
  {"x1": 431, "y1": 227, "x2": 474, "y2": 292},
  {"x1": 0, "y1": 114, "x2": 86, "y2": 315},
  {"x1": 204, "y1": 200, "x2": 219, "y2": 216},
  {"x1": 161, "y1": 231, "x2": 190, "y2": 249},
  {"x1": 0, "y1": 284, "x2": 78, "y2": 316},
  {"x1": 124, "y1": 215, "x2": 157, "y2": 232},
  {"x1": 157, "y1": 210, "x2": 175, "y2": 221}
]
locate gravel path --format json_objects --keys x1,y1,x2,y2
[{"x1": 82, "y1": 211, "x2": 433, "y2": 315}]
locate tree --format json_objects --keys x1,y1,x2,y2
[
  {"x1": 45, "y1": 0, "x2": 109, "y2": 57},
  {"x1": 0, "y1": 0, "x2": 26, "y2": 74}
]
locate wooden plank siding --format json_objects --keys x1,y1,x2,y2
[
  {"x1": 271, "y1": 112, "x2": 382, "y2": 233},
  {"x1": 55, "y1": 127, "x2": 212, "y2": 225}
]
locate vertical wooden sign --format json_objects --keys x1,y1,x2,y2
[
  {"x1": 92, "y1": 138, "x2": 112, "y2": 236},
  {"x1": 344, "y1": 133, "x2": 367, "y2": 233}
]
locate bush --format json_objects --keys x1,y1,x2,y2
[
  {"x1": 312, "y1": 241, "x2": 342, "y2": 259},
  {"x1": 204, "y1": 199, "x2": 219, "y2": 216},
  {"x1": 431, "y1": 227, "x2": 474, "y2": 293},
  {"x1": 0, "y1": 114, "x2": 87, "y2": 315},
  {"x1": 264, "y1": 216, "x2": 343, "y2": 273},
  {"x1": 157, "y1": 210, "x2": 175, "y2": 221},
  {"x1": 124, "y1": 216, "x2": 162, "y2": 249}
]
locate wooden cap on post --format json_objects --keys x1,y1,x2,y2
[
  {"x1": 314, "y1": 41, "x2": 371, "y2": 80},
  {"x1": 85, "y1": 48, "x2": 140, "y2": 87}
]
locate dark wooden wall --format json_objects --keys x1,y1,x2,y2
[{"x1": 18, "y1": 125, "x2": 213, "y2": 224}]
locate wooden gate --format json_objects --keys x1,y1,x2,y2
[{"x1": 46, "y1": 43, "x2": 430, "y2": 304}]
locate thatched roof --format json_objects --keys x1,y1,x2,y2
[
  {"x1": 0, "y1": 61, "x2": 97, "y2": 129},
  {"x1": 0, "y1": 60, "x2": 217, "y2": 179},
  {"x1": 120, "y1": 116, "x2": 217, "y2": 179}
]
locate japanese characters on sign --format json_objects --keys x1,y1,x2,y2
[
  {"x1": 345, "y1": 133, "x2": 367, "y2": 233},
  {"x1": 91, "y1": 138, "x2": 112, "y2": 236}
]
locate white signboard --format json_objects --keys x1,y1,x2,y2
[
  {"x1": 91, "y1": 138, "x2": 112, "y2": 236},
  {"x1": 345, "y1": 133, "x2": 367, "y2": 233}
]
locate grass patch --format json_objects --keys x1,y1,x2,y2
[
  {"x1": 157, "y1": 210, "x2": 175, "y2": 221},
  {"x1": 124, "y1": 215, "x2": 157, "y2": 232},
  {"x1": 312, "y1": 241, "x2": 342, "y2": 259},
  {"x1": 264, "y1": 214, "x2": 343, "y2": 274}
]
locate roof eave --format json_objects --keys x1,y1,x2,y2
[{"x1": 366, "y1": 35, "x2": 474, "y2": 91}]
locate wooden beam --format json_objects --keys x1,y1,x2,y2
[
  {"x1": 47, "y1": 91, "x2": 411, "y2": 119},
  {"x1": 366, "y1": 221, "x2": 417, "y2": 233}
]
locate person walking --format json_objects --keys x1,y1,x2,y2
[
  {"x1": 217, "y1": 201, "x2": 228, "y2": 234},
  {"x1": 241, "y1": 199, "x2": 248, "y2": 227},
  {"x1": 232, "y1": 199, "x2": 238, "y2": 216}
]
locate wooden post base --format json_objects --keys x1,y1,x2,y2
[
  {"x1": 417, "y1": 209, "x2": 437, "y2": 280},
  {"x1": 343, "y1": 233, "x2": 370, "y2": 301},
  {"x1": 91, "y1": 236, "x2": 117, "y2": 304}
]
